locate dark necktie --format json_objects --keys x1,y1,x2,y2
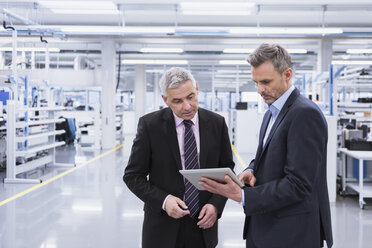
[{"x1": 183, "y1": 120, "x2": 200, "y2": 218}]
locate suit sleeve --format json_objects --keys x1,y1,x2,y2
[
  {"x1": 243, "y1": 108, "x2": 327, "y2": 215},
  {"x1": 247, "y1": 160, "x2": 255, "y2": 171},
  {"x1": 207, "y1": 118, "x2": 235, "y2": 216},
  {"x1": 123, "y1": 116, "x2": 168, "y2": 213}
]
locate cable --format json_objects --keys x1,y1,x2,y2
[
  {"x1": 40, "y1": 36, "x2": 48, "y2": 43},
  {"x1": 116, "y1": 52, "x2": 121, "y2": 92},
  {"x1": 2, "y1": 20, "x2": 15, "y2": 31}
]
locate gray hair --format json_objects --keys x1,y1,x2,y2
[
  {"x1": 159, "y1": 67, "x2": 196, "y2": 96},
  {"x1": 247, "y1": 43, "x2": 292, "y2": 73}
]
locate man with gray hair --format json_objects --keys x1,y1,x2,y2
[
  {"x1": 200, "y1": 44, "x2": 333, "y2": 248},
  {"x1": 124, "y1": 67, "x2": 234, "y2": 248}
]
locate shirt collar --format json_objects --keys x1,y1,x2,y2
[
  {"x1": 270, "y1": 85, "x2": 295, "y2": 117},
  {"x1": 173, "y1": 111, "x2": 199, "y2": 127}
]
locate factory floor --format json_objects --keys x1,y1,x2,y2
[{"x1": 0, "y1": 135, "x2": 371, "y2": 248}]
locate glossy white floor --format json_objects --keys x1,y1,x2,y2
[{"x1": 0, "y1": 136, "x2": 371, "y2": 248}]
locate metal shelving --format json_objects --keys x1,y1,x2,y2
[
  {"x1": 4, "y1": 101, "x2": 74, "y2": 184},
  {"x1": 335, "y1": 66, "x2": 372, "y2": 208}
]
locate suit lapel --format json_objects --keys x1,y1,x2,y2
[
  {"x1": 198, "y1": 109, "x2": 208, "y2": 169},
  {"x1": 163, "y1": 108, "x2": 182, "y2": 170},
  {"x1": 256, "y1": 89, "x2": 300, "y2": 165}
]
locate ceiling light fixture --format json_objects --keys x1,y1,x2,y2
[
  {"x1": 122, "y1": 59, "x2": 188, "y2": 65},
  {"x1": 140, "y1": 48, "x2": 184, "y2": 53},
  {"x1": 223, "y1": 48, "x2": 310, "y2": 54},
  {"x1": 229, "y1": 27, "x2": 343, "y2": 35},
  {"x1": 346, "y1": 49, "x2": 372, "y2": 54},
  {"x1": 180, "y1": 2, "x2": 254, "y2": 16},
  {"x1": 219, "y1": 60, "x2": 249, "y2": 65},
  {"x1": 38, "y1": 1, "x2": 119, "y2": 15},
  {"x1": 51, "y1": 9, "x2": 119, "y2": 15},
  {"x1": 182, "y1": 10, "x2": 251, "y2": 15},
  {"x1": 58, "y1": 26, "x2": 175, "y2": 34},
  {"x1": 0, "y1": 47, "x2": 60, "y2": 52},
  {"x1": 223, "y1": 48, "x2": 254, "y2": 53},
  {"x1": 123, "y1": 27, "x2": 175, "y2": 34}
]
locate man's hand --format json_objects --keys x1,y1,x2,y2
[
  {"x1": 238, "y1": 169, "x2": 256, "y2": 187},
  {"x1": 199, "y1": 175, "x2": 242, "y2": 202},
  {"x1": 164, "y1": 195, "x2": 190, "y2": 219},
  {"x1": 197, "y1": 204, "x2": 217, "y2": 229}
]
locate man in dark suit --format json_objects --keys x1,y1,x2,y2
[
  {"x1": 123, "y1": 67, "x2": 234, "y2": 248},
  {"x1": 200, "y1": 43, "x2": 333, "y2": 248}
]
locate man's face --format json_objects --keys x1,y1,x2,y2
[
  {"x1": 252, "y1": 61, "x2": 292, "y2": 105},
  {"x1": 162, "y1": 80, "x2": 199, "y2": 120}
]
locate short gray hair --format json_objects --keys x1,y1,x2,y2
[
  {"x1": 247, "y1": 43, "x2": 292, "y2": 73},
  {"x1": 159, "y1": 67, "x2": 196, "y2": 96}
]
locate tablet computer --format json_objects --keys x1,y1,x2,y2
[{"x1": 179, "y1": 168, "x2": 244, "y2": 191}]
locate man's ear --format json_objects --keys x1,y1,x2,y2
[
  {"x1": 195, "y1": 82, "x2": 199, "y2": 93},
  {"x1": 284, "y1": 68, "x2": 292, "y2": 83},
  {"x1": 161, "y1": 95, "x2": 169, "y2": 106}
]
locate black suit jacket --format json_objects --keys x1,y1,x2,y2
[
  {"x1": 124, "y1": 107, "x2": 235, "y2": 248},
  {"x1": 244, "y1": 89, "x2": 333, "y2": 248}
]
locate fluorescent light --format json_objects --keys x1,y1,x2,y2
[
  {"x1": 223, "y1": 48, "x2": 307, "y2": 54},
  {"x1": 140, "y1": 48, "x2": 183, "y2": 53},
  {"x1": 38, "y1": 1, "x2": 119, "y2": 15},
  {"x1": 59, "y1": 26, "x2": 174, "y2": 34},
  {"x1": 176, "y1": 26, "x2": 228, "y2": 32},
  {"x1": 180, "y1": 2, "x2": 254, "y2": 15},
  {"x1": 332, "y1": 60, "x2": 372, "y2": 65},
  {"x1": 60, "y1": 26, "x2": 122, "y2": 33},
  {"x1": 181, "y1": 2, "x2": 255, "y2": 9},
  {"x1": 38, "y1": 1, "x2": 116, "y2": 9},
  {"x1": 183, "y1": 10, "x2": 251, "y2": 15},
  {"x1": 219, "y1": 60, "x2": 248, "y2": 65},
  {"x1": 346, "y1": 49, "x2": 372, "y2": 54},
  {"x1": 51, "y1": 9, "x2": 119, "y2": 15},
  {"x1": 123, "y1": 27, "x2": 175, "y2": 34},
  {"x1": 0, "y1": 47, "x2": 60, "y2": 52},
  {"x1": 122, "y1": 59, "x2": 188, "y2": 65},
  {"x1": 223, "y1": 48, "x2": 254, "y2": 53},
  {"x1": 229, "y1": 27, "x2": 343, "y2": 35}
]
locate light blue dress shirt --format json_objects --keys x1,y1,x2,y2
[{"x1": 263, "y1": 85, "x2": 295, "y2": 146}]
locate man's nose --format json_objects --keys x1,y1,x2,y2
[
  {"x1": 256, "y1": 84, "x2": 264, "y2": 95},
  {"x1": 183, "y1": 101, "x2": 191, "y2": 109}
]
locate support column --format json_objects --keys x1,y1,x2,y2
[
  {"x1": 101, "y1": 39, "x2": 116, "y2": 149},
  {"x1": 31, "y1": 51, "x2": 35, "y2": 69},
  {"x1": 135, "y1": 65, "x2": 146, "y2": 126},
  {"x1": 317, "y1": 38, "x2": 333, "y2": 110},
  {"x1": 211, "y1": 66, "x2": 215, "y2": 111},
  {"x1": 0, "y1": 52, "x2": 4, "y2": 69},
  {"x1": 317, "y1": 37, "x2": 333, "y2": 72},
  {"x1": 153, "y1": 73, "x2": 160, "y2": 111}
]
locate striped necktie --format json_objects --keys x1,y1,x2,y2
[{"x1": 183, "y1": 120, "x2": 200, "y2": 218}]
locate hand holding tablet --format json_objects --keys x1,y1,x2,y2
[{"x1": 179, "y1": 168, "x2": 243, "y2": 191}]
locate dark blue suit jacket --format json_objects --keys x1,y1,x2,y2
[{"x1": 244, "y1": 88, "x2": 333, "y2": 248}]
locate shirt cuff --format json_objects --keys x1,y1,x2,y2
[
  {"x1": 240, "y1": 189, "x2": 245, "y2": 207},
  {"x1": 162, "y1": 195, "x2": 171, "y2": 210}
]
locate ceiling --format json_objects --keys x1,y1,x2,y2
[{"x1": 1, "y1": 0, "x2": 372, "y2": 91}]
